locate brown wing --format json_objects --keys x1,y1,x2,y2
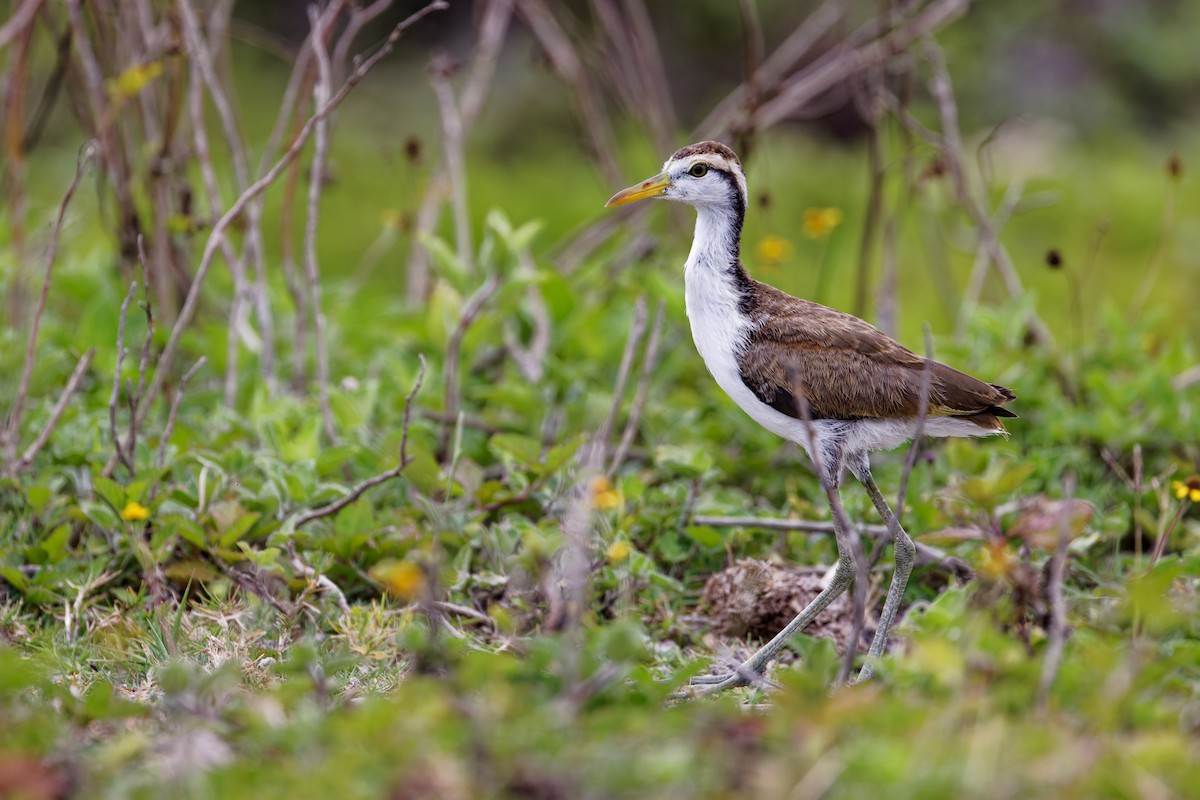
[{"x1": 738, "y1": 283, "x2": 1016, "y2": 428}]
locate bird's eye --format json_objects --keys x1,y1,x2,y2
[{"x1": 688, "y1": 163, "x2": 709, "y2": 178}]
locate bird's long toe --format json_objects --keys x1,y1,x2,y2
[{"x1": 688, "y1": 673, "x2": 736, "y2": 685}]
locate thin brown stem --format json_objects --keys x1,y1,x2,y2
[
  {"x1": 156, "y1": 356, "x2": 206, "y2": 471},
  {"x1": 11, "y1": 349, "x2": 96, "y2": 475},
  {"x1": 109, "y1": 281, "x2": 138, "y2": 474},
  {"x1": 597, "y1": 295, "x2": 648, "y2": 451},
  {"x1": 5, "y1": 142, "x2": 95, "y2": 462},
  {"x1": 0, "y1": 0, "x2": 43, "y2": 50},
  {"x1": 440, "y1": 274, "x2": 502, "y2": 459},
  {"x1": 303, "y1": 3, "x2": 342, "y2": 442},
  {"x1": 609, "y1": 299, "x2": 664, "y2": 475},
  {"x1": 430, "y1": 54, "x2": 473, "y2": 273},
  {"x1": 1037, "y1": 474, "x2": 1075, "y2": 711}
]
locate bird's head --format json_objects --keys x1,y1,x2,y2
[{"x1": 605, "y1": 141, "x2": 747, "y2": 214}]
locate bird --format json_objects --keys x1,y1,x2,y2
[{"x1": 605, "y1": 141, "x2": 1016, "y2": 694}]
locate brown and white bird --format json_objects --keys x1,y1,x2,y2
[{"x1": 606, "y1": 141, "x2": 1016, "y2": 693}]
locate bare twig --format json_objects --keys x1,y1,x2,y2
[
  {"x1": 694, "y1": 515, "x2": 886, "y2": 536},
  {"x1": 64, "y1": 0, "x2": 140, "y2": 266},
  {"x1": 955, "y1": 179, "x2": 1025, "y2": 338},
  {"x1": 514, "y1": 0, "x2": 622, "y2": 184},
  {"x1": 458, "y1": 0, "x2": 514, "y2": 127},
  {"x1": 692, "y1": 515, "x2": 963, "y2": 572},
  {"x1": 407, "y1": 1, "x2": 512, "y2": 302},
  {"x1": 853, "y1": 83, "x2": 886, "y2": 319},
  {"x1": 430, "y1": 53, "x2": 473, "y2": 274},
  {"x1": 303, "y1": 3, "x2": 341, "y2": 442},
  {"x1": 1172, "y1": 366, "x2": 1200, "y2": 391},
  {"x1": 597, "y1": 295, "x2": 648, "y2": 451},
  {"x1": 3, "y1": 9, "x2": 34, "y2": 326},
  {"x1": 109, "y1": 281, "x2": 138, "y2": 474},
  {"x1": 609, "y1": 299, "x2": 665, "y2": 475},
  {"x1": 504, "y1": 295, "x2": 552, "y2": 383},
  {"x1": 748, "y1": 0, "x2": 969, "y2": 131},
  {"x1": 921, "y1": 37, "x2": 1053, "y2": 346},
  {"x1": 289, "y1": 546, "x2": 351, "y2": 614},
  {"x1": 12, "y1": 349, "x2": 96, "y2": 474},
  {"x1": 432, "y1": 600, "x2": 497, "y2": 630},
  {"x1": 5, "y1": 142, "x2": 94, "y2": 462},
  {"x1": 406, "y1": 174, "x2": 448, "y2": 305},
  {"x1": 179, "y1": 0, "x2": 273, "y2": 399},
  {"x1": 137, "y1": 0, "x2": 448, "y2": 427},
  {"x1": 0, "y1": 0, "x2": 43, "y2": 51},
  {"x1": 693, "y1": 0, "x2": 847, "y2": 139},
  {"x1": 331, "y1": 0, "x2": 393, "y2": 86},
  {"x1": 1037, "y1": 474, "x2": 1075, "y2": 711},
  {"x1": 441, "y1": 275, "x2": 501, "y2": 458},
  {"x1": 156, "y1": 356, "x2": 207, "y2": 471},
  {"x1": 124, "y1": 241, "x2": 156, "y2": 461},
  {"x1": 292, "y1": 355, "x2": 426, "y2": 529},
  {"x1": 419, "y1": 408, "x2": 503, "y2": 435}
]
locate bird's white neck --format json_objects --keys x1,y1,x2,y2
[{"x1": 684, "y1": 203, "x2": 743, "y2": 278}]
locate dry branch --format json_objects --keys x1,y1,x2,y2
[
  {"x1": 0, "y1": 0, "x2": 43, "y2": 51},
  {"x1": 11, "y1": 349, "x2": 96, "y2": 475},
  {"x1": 108, "y1": 281, "x2": 139, "y2": 474},
  {"x1": 1037, "y1": 475, "x2": 1075, "y2": 711},
  {"x1": 304, "y1": 3, "x2": 342, "y2": 442},
  {"x1": 608, "y1": 299, "x2": 665, "y2": 475},
  {"x1": 156, "y1": 356, "x2": 207, "y2": 471},
  {"x1": 440, "y1": 275, "x2": 501, "y2": 458},
  {"x1": 597, "y1": 295, "x2": 648, "y2": 452},
  {"x1": 5, "y1": 142, "x2": 95, "y2": 462},
  {"x1": 136, "y1": 0, "x2": 447, "y2": 428}
]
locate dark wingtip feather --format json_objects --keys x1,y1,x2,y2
[{"x1": 991, "y1": 384, "x2": 1017, "y2": 402}]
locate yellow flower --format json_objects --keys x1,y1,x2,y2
[
  {"x1": 606, "y1": 540, "x2": 631, "y2": 563},
  {"x1": 371, "y1": 560, "x2": 427, "y2": 602},
  {"x1": 107, "y1": 61, "x2": 164, "y2": 102},
  {"x1": 589, "y1": 475, "x2": 622, "y2": 511},
  {"x1": 755, "y1": 234, "x2": 794, "y2": 266},
  {"x1": 802, "y1": 207, "x2": 843, "y2": 240},
  {"x1": 1172, "y1": 476, "x2": 1200, "y2": 503},
  {"x1": 120, "y1": 501, "x2": 150, "y2": 522},
  {"x1": 978, "y1": 539, "x2": 1014, "y2": 581}
]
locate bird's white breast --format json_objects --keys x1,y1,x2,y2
[{"x1": 682, "y1": 248, "x2": 809, "y2": 449}]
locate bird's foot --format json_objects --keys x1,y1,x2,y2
[{"x1": 682, "y1": 663, "x2": 775, "y2": 697}]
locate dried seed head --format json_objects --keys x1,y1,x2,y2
[{"x1": 1166, "y1": 153, "x2": 1183, "y2": 180}]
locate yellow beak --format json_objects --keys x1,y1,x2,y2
[{"x1": 605, "y1": 172, "x2": 671, "y2": 207}]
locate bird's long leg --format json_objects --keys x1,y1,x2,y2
[
  {"x1": 856, "y1": 469, "x2": 916, "y2": 682},
  {"x1": 688, "y1": 486, "x2": 859, "y2": 695}
]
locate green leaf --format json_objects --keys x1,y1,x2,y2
[
  {"x1": 0, "y1": 566, "x2": 29, "y2": 592},
  {"x1": 488, "y1": 433, "x2": 542, "y2": 469},
  {"x1": 419, "y1": 233, "x2": 469, "y2": 289},
  {"x1": 684, "y1": 525, "x2": 723, "y2": 548},
  {"x1": 41, "y1": 524, "x2": 71, "y2": 563},
  {"x1": 218, "y1": 511, "x2": 262, "y2": 548},
  {"x1": 25, "y1": 483, "x2": 53, "y2": 515},
  {"x1": 79, "y1": 500, "x2": 120, "y2": 530},
  {"x1": 93, "y1": 476, "x2": 126, "y2": 511}
]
